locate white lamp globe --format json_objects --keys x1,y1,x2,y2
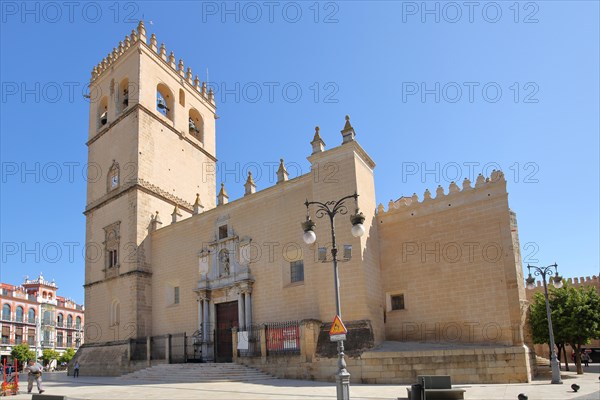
[
  {"x1": 303, "y1": 230, "x2": 317, "y2": 244},
  {"x1": 553, "y1": 277, "x2": 563, "y2": 289},
  {"x1": 351, "y1": 223, "x2": 365, "y2": 238}
]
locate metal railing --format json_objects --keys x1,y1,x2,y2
[
  {"x1": 0, "y1": 315, "x2": 37, "y2": 325},
  {"x1": 265, "y1": 321, "x2": 301, "y2": 355},
  {"x1": 238, "y1": 325, "x2": 262, "y2": 357}
]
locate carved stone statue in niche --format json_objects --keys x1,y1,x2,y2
[{"x1": 219, "y1": 249, "x2": 230, "y2": 277}]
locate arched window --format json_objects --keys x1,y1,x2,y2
[
  {"x1": 107, "y1": 160, "x2": 120, "y2": 191},
  {"x1": 98, "y1": 96, "x2": 108, "y2": 128},
  {"x1": 15, "y1": 306, "x2": 24, "y2": 322},
  {"x1": 28, "y1": 308, "x2": 35, "y2": 323},
  {"x1": 110, "y1": 300, "x2": 120, "y2": 326},
  {"x1": 42, "y1": 291, "x2": 47, "y2": 299},
  {"x1": 118, "y1": 77, "x2": 130, "y2": 112},
  {"x1": 188, "y1": 108, "x2": 204, "y2": 143},
  {"x1": 1, "y1": 304, "x2": 9, "y2": 321},
  {"x1": 179, "y1": 89, "x2": 185, "y2": 106},
  {"x1": 76, "y1": 316, "x2": 82, "y2": 329},
  {"x1": 48, "y1": 292, "x2": 53, "y2": 300},
  {"x1": 67, "y1": 314, "x2": 73, "y2": 328},
  {"x1": 57, "y1": 313, "x2": 64, "y2": 327},
  {"x1": 218, "y1": 249, "x2": 230, "y2": 277},
  {"x1": 156, "y1": 83, "x2": 174, "y2": 121}
]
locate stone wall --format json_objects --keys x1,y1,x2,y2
[
  {"x1": 378, "y1": 172, "x2": 526, "y2": 347},
  {"x1": 239, "y1": 345, "x2": 533, "y2": 384}
]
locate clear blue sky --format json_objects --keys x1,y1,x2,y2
[{"x1": 1, "y1": 1, "x2": 598, "y2": 304}]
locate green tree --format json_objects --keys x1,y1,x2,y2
[
  {"x1": 529, "y1": 283, "x2": 600, "y2": 374},
  {"x1": 10, "y1": 343, "x2": 36, "y2": 366},
  {"x1": 58, "y1": 348, "x2": 76, "y2": 364},
  {"x1": 41, "y1": 349, "x2": 60, "y2": 366}
]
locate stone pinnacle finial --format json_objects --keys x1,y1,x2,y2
[
  {"x1": 340, "y1": 114, "x2": 356, "y2": 144},
  {"x1": 193, "y1": 193, "x2": 204, "y2": 215},
  {"x1": 137, "y1": 20, "x2": 147, "y2": 43},
  {"x1": 168, "y1": 51, "x2": 176, "y2": 68},
  {"x1": 313, "y1": 126, "x2": 321, "y2": 141},
  {"x1": 171, "y1": 204, "x2": 182, "y2": 224},
  {"x1": 343, "y1": 115, "x2": 352, "y2": 129},
  {"x1": 150, "y1": 211, "x2": 162, "y2": 231},
  {"x1": 159, "y1": 43, "x2": 167, "y2": 60},
  {"x1": 150, "y1": 33, "x2": 157, "y2": 52},
  {"x1": 244, "y1": 171, "x2": 256, "y2": 196},
  {"x1": 277, "y1": 159, "x2": 288, "y2": 184},
  {"x1": 311, "y1": 126, "x2": 326, "y2": 154},
  {"x1": 178, "y1": 59, "x2": 185, "y2": 76},
  {"x1": 218, "y1": 183, "x2": 229, "y2": 205}
]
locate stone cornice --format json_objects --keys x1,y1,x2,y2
[
  {"x1": 84, "y1": 178, "x2": 194, "y2": 215},
  {"x1": 83, "y1": 269, "x2": 152, "y2": 289}
]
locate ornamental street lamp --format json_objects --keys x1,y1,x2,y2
[
  {"x1": 302, "y1": 192, "x2": 365, "y2": 400},
  {"x1": 525, "y1": 263, "x2": 563, "y2": 384}
]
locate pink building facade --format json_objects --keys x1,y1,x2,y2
[{"x1": 0, "y1": 275, "x2": 84, "y2": 362}]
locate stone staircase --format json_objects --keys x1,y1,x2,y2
[{"x1": 119, "y1": 363, "x2": 275, "y2": 383}]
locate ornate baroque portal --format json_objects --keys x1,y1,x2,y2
[{"x1": 194, "y1": 216, "x2": 254, "y2": 361}]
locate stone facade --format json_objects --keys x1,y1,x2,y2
[{"x1": 78, "y1": 22, "x2": 534, "y2": 383}]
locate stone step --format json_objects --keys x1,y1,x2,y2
[{"x1": 120, "y1": 363, "x2": 274, "y2": 383}]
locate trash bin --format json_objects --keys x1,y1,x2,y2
[{"x1": 410, "y1": 383, "x2": 423, "y2": 400}]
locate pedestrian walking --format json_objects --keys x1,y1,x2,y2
[
  {"x1": 24, "y1": 360, "x2": 45, "y2": 394},
  {"x1": 74, "y1": 361, "x2": 80, "y2": 378},
  {"x1": 581, "y1": 351, "x2": 590, "y2": 367}
]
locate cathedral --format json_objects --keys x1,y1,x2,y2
[{"x1": 76, "y1": 22, "x2": 533, "y2": 384}]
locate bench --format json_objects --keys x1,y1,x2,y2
[{"x1": 405, "y1": 375, "x2": 466, "y2": 400}]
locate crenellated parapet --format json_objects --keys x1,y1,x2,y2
[
  {"x1": 377, "y1": 170, "x2": 507, "y2": 216},
  {"x1": 526, "y1": 275, "x2": 599, "y2": 290},
  {"x1": 90, "y1": 21, "x2": 214, "y2": 105}
]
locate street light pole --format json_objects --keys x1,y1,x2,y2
[
  {"x1": 526, "y1": 263, "x2": 563, "y2": 384},
  {"x1": 302, "y1": 192, "x2": 365, "y2": 400}
]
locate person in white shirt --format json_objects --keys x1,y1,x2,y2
[{"x1": 24, "y1": 360, "x2": 44, "y2": 394}]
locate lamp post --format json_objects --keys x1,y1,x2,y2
[
  {"x1": 302, "y1": 192, "x2": 365, "y2": 400},
  {"x1": 525, "y1": 263, "x2": 563, "y2": 384}
]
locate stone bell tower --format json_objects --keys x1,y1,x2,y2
[{"x1": 83, "y1": 21, "x2": 217, "y2": 343}]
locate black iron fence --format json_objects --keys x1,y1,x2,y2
[
  {"x1": 238, "y1": 324, "x2": 262, "y2": 357},
  {"x1": 151, "y1": 335, "x2": 166, "y2": 360},
  {"x1": 266, "y1": 321, "x2": 301, "y2": 355},
  {"x1": 131, "y1": 337, "x2": 147, "y2": 361}
]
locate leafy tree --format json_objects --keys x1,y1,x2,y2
[
  {"x1": 10, "y1": 343, "x2": 36, "y2": 366},
  {"x1": 560, "y1": 285, "x2": 600, "y2": 373},
  {"x1": 41, "y1": 349, "x2": 60, "y2": 366},
  {"x1": 529, "y1": 283, "x2": 600, "y2": 374},
  {"x1": 58, "y1": 348, "x2": 76, "y2": 364}
]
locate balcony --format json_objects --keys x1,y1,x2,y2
[
  {"x1": 40, "y1": 340, "x2": 54, "y2": 348},
  {"x1": 0, "y1": 315, "x2": 38, "y2": 325}
]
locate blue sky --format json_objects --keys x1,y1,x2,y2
[{"x1": 1, "y1": 1, "x2": 598, "y2": 303}]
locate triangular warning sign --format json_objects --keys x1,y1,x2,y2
[{"x1": 329, "y1": 315, "x2": 348, "y2": 335}]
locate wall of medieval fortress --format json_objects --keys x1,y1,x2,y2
[{"x1": 378, "y1": 171, "x2": 526, "y2": 346}]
